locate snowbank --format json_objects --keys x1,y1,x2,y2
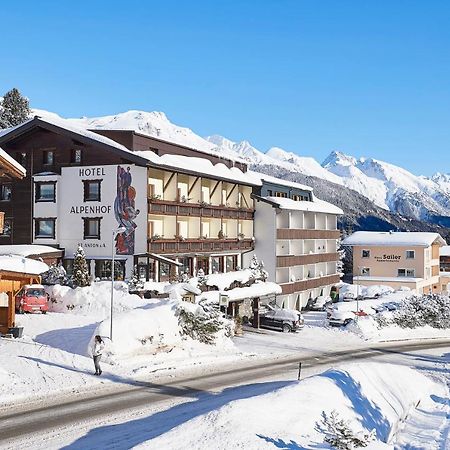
[
  {"x1": 148, "y1": 363, "x2": 436, "y2": 449},
  {"x1": 92, "y1": 298, "x2": 235, "y2": 359},
  {"x1": 46, "y1": 282, "x2": 143, "y2": 316}
]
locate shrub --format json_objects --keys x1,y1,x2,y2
[
  {"x1": 393, "y1": 294, "x2": 450, "y2": 329},
  {"x1": 317, "y1": 410, "x2": 375, "y2": 449}
]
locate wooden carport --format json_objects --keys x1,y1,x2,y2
[{"x1": 0, "y1": 270, "x2": 42, "y2": 334}]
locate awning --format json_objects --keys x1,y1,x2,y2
[{"x1": 136, "y1": 253, "x2": 182, "y2": 267}]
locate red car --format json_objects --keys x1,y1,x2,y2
[{"x1": 15, "y1": 285, "x2": 49, "y2": 314}]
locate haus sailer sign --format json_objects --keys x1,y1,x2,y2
[{"x1": 374, "y1": 254, "x2": 402, "y2": 262}]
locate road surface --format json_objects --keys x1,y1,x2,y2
[{"x1": 1, "y1": 338, "x2": 449, "y2": 449}]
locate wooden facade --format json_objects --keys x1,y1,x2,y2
[
  {"x1": 0, "y1": 271, "x2": 41, "y2": 334},
  {"x1": 0, "y1": 118, "x2": 146, "y2": 245}
]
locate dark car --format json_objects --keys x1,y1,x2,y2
[{"x1": 258, "y1": 304, "x2": 304, "y2": 333}]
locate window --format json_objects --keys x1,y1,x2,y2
[
  {"x1": 275, "y1": 191, "x2": 287, "y2": 198},
  {"x1": 211, "y1": 256, "x2": 222, "y2": 273},
  {"x1": 0, "y1": 219, "x2": 12, "y2": 237},
  {"x1": 360, "y1": 267, "x2": 370, "y2": 276},
  {"x1": 398, "y1": 268, "x2": 415, "y2": 277},
  {"x1": 16, "y1": 152, "x2": 26, "y2": 167},
  {"x1": 361, "y1": 249, "x2": 370, "y2": 258},
  {"x1": 267, "y1": 190, "x2": 273, "y2": 196},
  {"x1": 35, "y1": 218, "x2": 55, "y2": 238},
  {"x1": 83, "y1": 218, "x2": 101, "y2": 239},
  {"x1": 95, "y1": 260, "x2": 124, "y2": 280},
  {"x1": 83, "y1": 180, "x2": 101, "y2": 202},
  {"x1": 35, "y1": 182, "x2": 56, "y2": 202},
  {"x1": 71, "y1": 149, "x2": 82, "y2": 164},
  {"x1": 43, "y1": 150, "x2": 54, "y2": 165},
  {"x1": 406, "y1": 250, "x2": 415, "y2": 259},
  {"x1": 226, "y1": 255, "x2": 237, "y2": 272},
  {"x1": 0, "y1": 184, "x2": 12, "y2": 201}
]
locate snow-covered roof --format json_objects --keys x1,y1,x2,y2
[
  {"x1": 250, "y1": 171, "x2": 313, "y2": 192},
  {"x1": 441, "y1": 246, "x2": 450, "y2": 257},
  {"x1": 0, "y1": 245, "x2": 63, "y2": 257},
  {"x1": 343, "y1": 231, "x2": 446, "y2": 247},
  {"x1": 0, "y1": 116, "x2": 149, "y2": 166},
  {"x1": 136, "y1": 150, "x2": 262, "y2": 186},
  {"x1": 261, "y1": 196, "x2": 343, "y2": 215},
  {"x1": 221, "y1": 281, "x2": 282, "y2": 301},
  {"x1": 0, "y1": 147, "x2": 26, "y2": 177},
  {"x1": 0, "y1": 255, "x2": 49, "y2": 275}
]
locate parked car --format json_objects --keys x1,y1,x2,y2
[
  {"x1": 311, "y1": 295, "x2": 332, "y2": 311},
  {"x1": 258, "y1": 304, "x2": 304, "y2": 332},
  {"x1": 328, "y1": 309, "x2": 356, "y2": 327},
  {"x1": 15, "y1": 284, "x2": 49, "y2": 314}
]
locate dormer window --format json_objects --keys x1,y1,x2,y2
[
  {"x1": 72, "y1": 149, "x2": 82, "y2": 164},
  {"x1": 43, "y1": 150, "x2": 54, "y2": 165}
]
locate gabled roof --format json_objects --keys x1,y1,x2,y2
[
  {"x1": 0, "y1": 116, "x2": 149, "y2": 166},
  {"x1": 0, "y1": 146, "x2": 25, "y2": 179},
  {"x1": 0, "y1": 255, "x2": 49, "y2": 275},
  {"x1": 343, "y1": 231, "x2": 447, "y2": 247}
]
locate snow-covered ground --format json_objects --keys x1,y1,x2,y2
[{"x1": 2, "y1": 281, "x2": 450, "y2": 449}]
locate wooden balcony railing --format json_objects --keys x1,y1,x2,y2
[
  {"x1": 148, "y1": 199, "x2": 254, "y2": 220},
  {"x1": 148, "y1": 238, "x2": 254, "y2": 254},
  {"x1": 277, "y1": 252, "x2": 340, "y2": 267}
]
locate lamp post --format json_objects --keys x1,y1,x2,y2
[
  {"x1": 110, "y1": 226, "x2": 126, "y2": 341},
  {"x1": 356, "y1": 266, "x2": 361, "y2": 320}
]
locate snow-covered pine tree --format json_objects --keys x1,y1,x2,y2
[
  {"x1": 128, "y1": 265, "x2": 143, "y2": 291},
  {"x1": 72, "y1": 245, "x2": 91, "y2": 287},
  {"x1": 0, "y1": 88, "x2": 31, "y2": 128},
  {"x1": 41, "y1": 263, "x2": 68, "y2": 286}
]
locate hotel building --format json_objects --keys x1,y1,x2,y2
[
  {"x1": 0, "y1": 116, "x2": 258, "y2": 280},
  {"x1": 246, "y1": 173, "x2": 343, "y2": 309}
]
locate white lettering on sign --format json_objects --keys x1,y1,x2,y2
[
  {"x1": 70, "y1": 205, "x2": 112, "y2": 214},
  {"x1": 79, "y1": 168, "x2": 106, "y2": 177}
]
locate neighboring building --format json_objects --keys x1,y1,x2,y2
[
  {"x1": 0, "y1": 147, "x2": 26, "y2": 234},
  {"x1": 439, "y1": 245, "x2": 450, "y2": 294},
  {"x1": 0, "y1": 115, "x2": 259, "y2": 281},
  {"x1": 246, "y1": 173, "x2": 343, "y2": 310},
  {"x1": 343, "y1": 231, "x2": 446, "y2": 293}
]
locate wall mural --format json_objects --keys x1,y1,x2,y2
[{"x1": 114, "y1": 166, "x2": 140, "y2": 255}]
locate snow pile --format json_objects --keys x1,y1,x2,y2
[
  {"x1": 46, "y1": 282, "x2": 143, "y2": 315},
  {"x1": 148, "y1": 363, "x2": 436, "y2": 449},
  {"x1": 93, "y1": 298, "x2": 234, "y2": 359}
]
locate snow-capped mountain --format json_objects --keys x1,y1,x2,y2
[
  {"x1": 322, "y1": 151, "x2": 450, "y2": 221},
  {"x1": 32, "y1": 107, "x2": 450, "y2": 226}
]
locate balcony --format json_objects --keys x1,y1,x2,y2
[
  {"x1": 149, "y1": 199, "x2": 254, "y2": 220},
  {"x1": 148, "y1": 237, "x2": 254, "y2": 254}
]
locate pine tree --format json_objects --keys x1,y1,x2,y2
[
  {"x1": 0, "y1": 88, "x2": 31, "y2": 128},
  {"x1": 72, "y1": 245, "x2": 91, "y2": 287}
]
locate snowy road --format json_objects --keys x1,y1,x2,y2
[{"x1": 1, "y1": 338, "x2": 450, "y2": 449}]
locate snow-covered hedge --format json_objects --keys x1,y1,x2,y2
[{"x1": 391, "y1": 294, "x2": 450, "y2": 329}]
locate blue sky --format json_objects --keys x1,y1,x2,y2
[{"x1": 2, "y1": 0, "x2": 449, "y2": 175}]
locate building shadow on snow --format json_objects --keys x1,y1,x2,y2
[
  {"x1": 320, "y1": 370, "x2": 389, "y2": 442},
  {"x1": 34, "y1": 323, "x2": 99, "y2": 356},
  {"x1": 61, "y1": 381, "x2": 296, "y2": 449}
]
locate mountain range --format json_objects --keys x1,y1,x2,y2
[{"x1": 33, "y1": 108, "x2": 450, "y2": 236}]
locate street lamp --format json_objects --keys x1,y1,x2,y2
[{"x1": 110, "y1": 226, "x2": 126, "y2": 341}]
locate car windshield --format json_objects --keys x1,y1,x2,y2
[{"x1": 26, "y1": 289, "x2": 45, "y2": 297}]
